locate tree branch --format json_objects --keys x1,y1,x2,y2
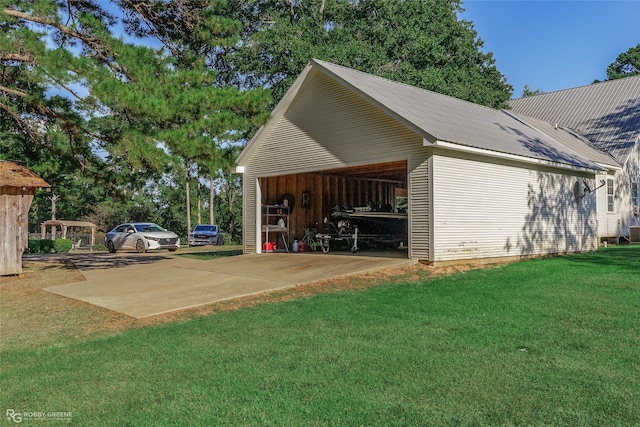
[
  {"x1": 0, "y1": 53, "x2": 36, "y2": 63},
  {"x1": 3, "y1": 7, "x2": 133, "y2": 81},
  {"x1": 0, "y1": 85, "x2": 27, "y2": 97},
  {"x1": 0, "y1": 99, "x2": 39, "y2": 140}
]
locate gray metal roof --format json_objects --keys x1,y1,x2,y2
[
  {"x1": 509, "y1": 75, "x2": 640, "y2": 164},
  {"x1": 505, "y1": 113, "x2": 620, "y2": 169},
  {"x1": 311, "y1": 59, "x2": 605, "y2": 171}
]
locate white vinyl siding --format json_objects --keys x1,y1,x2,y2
[
  {"x1": 242, "y1": 72, "x2": 429, "y2": 257},
  {"x1": 408, "y1": 157, "x2": 430, "y2": 260},
  {"x1": 431, "y1": 154, "x2": 598, "y2": 261}
]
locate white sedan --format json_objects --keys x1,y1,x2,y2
[{"x1": 105, "y1": 223, "x2": 180, "y2": 253}]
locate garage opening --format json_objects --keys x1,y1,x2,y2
[{"x1": 260, "y1": 160, "x2": 408, "y2": 257}]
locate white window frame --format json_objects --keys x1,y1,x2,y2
[
  {"x1": 632, "y1": 181, "x2": 639, "y2": 210},
  {"x1": 607, "y1": 178, "x2": 614, "y2": 212}
]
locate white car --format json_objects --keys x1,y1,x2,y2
[{"x1": 105, "y1": 223, "x2": 180, "y2": 253}]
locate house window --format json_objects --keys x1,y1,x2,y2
[
  {"x1": 607, "y1": 178, "x2": 614, "y2": 212},
  {"x1": 632, "y1": 182, "x2": 639, "y2": 209}
]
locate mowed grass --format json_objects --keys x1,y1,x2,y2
[{"x1": 2, "y1": 247, "x2": 638, "y2": 426}]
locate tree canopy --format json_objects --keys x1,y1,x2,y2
[
  {"x1": 218, "y1": 0, "x2": 512, "y2": 109},
  {"x1": 607, "y1": 43, "x2": 640, "y2": 80},
  {"x1": 2, "y1": 0, "x2": 514, "y2": 239},
  {"x1": 1, "y1": 0, "x2": 270, "y2": 236}
]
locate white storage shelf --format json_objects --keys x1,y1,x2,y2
[{"x1": 262, "y1": 205, "x2": 290, "y2": 252}]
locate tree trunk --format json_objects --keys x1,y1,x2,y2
[
  {"x1": 197, "y1": 179, "x2": 202, "y2": 225},
  {"x1": 209, "y1": 177, "x2": 215, "y2": 225},
  {"x1": 185, "y1": 166, "x2": 191, "y2": 233}
]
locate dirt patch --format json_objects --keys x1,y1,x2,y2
[{"x1": 1, "y1": 259, "x2": 503, "y2": 351}]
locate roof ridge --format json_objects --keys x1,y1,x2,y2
[
  {"x1": 310, "y1": 58, "x2": 501, "y2": 114},
  {"x1": 511, "y1": 74, "x2": 640, "y2": 101}
]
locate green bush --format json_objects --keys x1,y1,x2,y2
[
  {"x1": 27, "y1": 239, "x2": 41, "y2": 253},
  {"x1": 40, "y1": 239, "x2": 55, "y2": 253},
  {"x1": 53, "y1": 239, "x2": 73, "y2": 253},
  {"x1": 92, "y1": 244, "x2": 107, "y2": 252}
]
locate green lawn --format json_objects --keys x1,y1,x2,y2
[{"x1": 2, "y1": 247, "x2": 639, "y2": 426}]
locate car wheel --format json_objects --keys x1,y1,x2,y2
[
  {"x1": 107, "y1": 241, "x2": 116, "y2": 253},
  {"x1": 168, "y1": 248, "x2": 177, "y2": 252},
  {"x1": 135, "y1": 239, "x2": 146, "y2": 253}
]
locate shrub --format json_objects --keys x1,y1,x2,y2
[
  {"x1": 53, "y1": 239, "x2": 73, "y2": 253},
  {"x1": 40, "y1": 239, "x2": 55, "y2": 253},
  {"x1": 92, "y1": 244, "x2": 107, "y2": 252},
  {"x1": 27, "y1": 239, "x2": 41, "y2": 253}
]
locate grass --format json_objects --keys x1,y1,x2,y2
[
  {"x1": 177, "y1": 245, "x2": 243, "y2": 260},
  {"x1": 1, "y1": 247, "x2": 639, "y2": 425}
]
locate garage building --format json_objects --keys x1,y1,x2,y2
[{"x1": 236, "y1": 60, "x2": 606, "y2": 263}]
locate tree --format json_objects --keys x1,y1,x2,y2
[
  {"x1": 1, "y1": 0, "x2": 270, "y2": 233},
  {"x1": 606, "y1": 43, "x2": 640, "y2": 80},
  {"x1": 218, "y1": 0, "x2": 513, "y2": 109},
  {"x1": 522, "y1": 85, "x2": 544, "y2": 97}
]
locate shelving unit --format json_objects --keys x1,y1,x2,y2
[{"x1": 261, "y1": 204, "x2": 290, "y2": 252}]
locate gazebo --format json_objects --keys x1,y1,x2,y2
[
  {"x1": 40, "y1": 219, "x2": 97, "y2": 248},
  {"x1": 0, "y1": 161, "x2": 50, "y2": 276}
]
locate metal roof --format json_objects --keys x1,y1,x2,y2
[
  {"x1": 509, "y1": 75, "x2": 640, "y2": 164},
  {"x1": 504, "y1": 112, "x2": 620, "y2": 169},
  {"x1": 311, "y1": 59, "x2": 605, "y2": 171}
]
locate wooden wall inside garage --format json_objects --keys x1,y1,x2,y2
[{"x1": 260, "y1": 172, "x2": 404, "y2": 242}]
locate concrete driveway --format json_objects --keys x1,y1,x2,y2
[{"x1": 40, "y1": 251, "x2": 415, "y2": 318}]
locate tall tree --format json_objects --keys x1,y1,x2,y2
[
  {"x1": 218, "y1": 0, "x2": 513, "y2": 109},
  {"x1": 607, "y1": 43, "x2": 640, "y2": 80},
  {"x1": 1, "y1": 0, "x2": 270, "y2": 232}
]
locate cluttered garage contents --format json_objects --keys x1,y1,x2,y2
[
  {"x1": 309, "y1": 205, "x2": 408, "y2": 253},
  {"x1": 260, "y1": 161, "x2": 408, "y2": 255}
]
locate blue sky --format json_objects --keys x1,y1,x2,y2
[{"x1": 460, "y1": 1, "x2": 640, "y2": 98}]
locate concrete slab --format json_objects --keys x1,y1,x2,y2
[{"x1": 43, "y1": 252, "x2": 415, "y2": 318}]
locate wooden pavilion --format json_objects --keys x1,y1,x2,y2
[{"x1": 40, "y1": 219, "x2": 97, "y2": 248}]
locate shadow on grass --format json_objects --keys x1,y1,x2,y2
[
  {"x1": 177, "y1": 249, "x2": 243, "y2": 260},
  {"x1": 565, "y1": 246, "x2": 640, "y2": 273}
]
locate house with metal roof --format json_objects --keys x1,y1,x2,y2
[
  {"x1": 236, "y1": 59, "x2": 632, "y2": 263},
  {"x1": 510, "y1": 75, "x2": 640, "y2": 242}
]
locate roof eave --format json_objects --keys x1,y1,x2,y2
[
  {"x1": 431, "y1": 140, "x2": 605, "y2": 174},
  {"x1": 236, "y1": 62, "x2": 317, "y2": 168}
]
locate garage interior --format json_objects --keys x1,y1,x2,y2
[{"x1": 260, "y1": 160, "x2": 409, "y2": 256}]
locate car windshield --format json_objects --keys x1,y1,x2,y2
[
  {"x1": 194, "y1": 225, "x2": 217, "y2": 232},
  {"x1": 134, "y1": 223, "x2": 164, "y2": 232}
]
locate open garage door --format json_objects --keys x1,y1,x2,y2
[{"x1": 260, "y1": 160, "x2": 408, "y2": 257}]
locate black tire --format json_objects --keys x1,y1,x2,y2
[
  {"x1": 168, "y1": 248, "x2": 178, "y2": 252},
  {"x1": 107, "y1": 241, "x2": 116, "y2": 253},
  {"x1": 135, "y1": 239, "x2": 146, "y2": 253}
]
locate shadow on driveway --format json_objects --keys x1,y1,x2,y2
[
  {"x1": 38, "y1": 252, "x2": 415, "y2": 319},
  {"x1": 24, "y1": 252, "x2": 170, "y2": 270}
]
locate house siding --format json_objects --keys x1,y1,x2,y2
[
  {"x1": 594, "y1": 141, "x2": 640, "y2": 239},
  {"x1": 242, "y1": 72, "x2": 429, "y2": 257},
  {"x1": 431, "y1": 152, "x2": 598, "y2": 261}
]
